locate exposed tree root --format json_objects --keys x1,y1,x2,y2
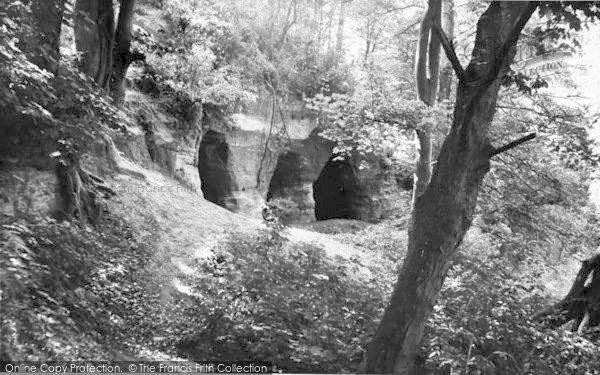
[
  {"x1": 536, "y1": 253, "x2": 600, "y2": 334},
  {"x1": 55, "y1": 149, "x2": 116, "y2": 225}
]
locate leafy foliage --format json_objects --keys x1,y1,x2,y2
[
  {"x1": 135, "y1": 0, "x2": 354, "y2": 115},
  {"x1": 147, "y1": 225, "x2": 387, "y2": 372},
  {"x1": 424, "y1": 254, "x2": 600, "y2": 374},
  {"x1": 306, "y1": 89, "x2": 449, "y2": 161},
  {"x1": 1, "y1": 2, "x2": 131, "y2": 130},
  {"x1": 0, "y1": 215, "x2": 153, "y2": 360}
]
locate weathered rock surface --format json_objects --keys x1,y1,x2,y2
[
  {"x1": 267, "y1": 130, "x2": 334, "y2": 223},
  {"x1": 197, "y1": 98, "x2": 316, "y2": 218},
  {"x1": 196, "y1": 98, "x2": 412, "y2": 223}
]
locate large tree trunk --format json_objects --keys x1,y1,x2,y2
[
  {"x1": 364, "y1": 2, "x2": 536, "y2": 373},
  {"x1": 26, "y1": 0, "x2": 66, "y2": 74},
  {"x1": 74, "y1": 0, "x2": 115, "y2": 90},
  {"x1": 110, "y1": 0, "x2": 139, "y2": 104}
]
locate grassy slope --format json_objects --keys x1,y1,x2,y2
[{"x1": 1, "y1": 143, "x2": 396, "y2": 371}]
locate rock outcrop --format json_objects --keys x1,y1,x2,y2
[
  {"x1": 267, "y1": 130, "x2": 334, "y2": 223},
  {"x1": 195, "y1": 98, "x2": 412, "y2": 223},
  {"x1": 117, "y1": 90, "x2": 412, "y2": 224}
]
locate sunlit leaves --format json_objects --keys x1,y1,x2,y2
[
  {"x1": 424, "y1": 254, "x2": 600, "y2": 374},
  {"x1": 306, "y1": 90, "x2": 450, "y2": 163},
  {"x1": 138, "y1": 0, "x2": 258, "y2": 108}
]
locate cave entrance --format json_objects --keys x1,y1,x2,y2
[
  {"x1": 197, "y1": 130, "x2": 238, "y2": 210},
  {"x1": 313, "y1": 156, "x2": 364, "y2": 221},
  {"x1": 267, "y1": 151, "x2": 303, "y2": 201}
]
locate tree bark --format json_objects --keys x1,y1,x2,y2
[
  {"x1": 438, "y1": 0, "x2": 454, "y2": 102},
  {"x1": 412, "y1": 0, "x2": 441, "y2": 202},
  {"x1": 26, "y1": 0, "x2": 66, "y2": 75},
  {"x1": 364, "y1": 2, "x2": 536, "y2": 373},
  {"x1": 74, "y1": 0, "x2": 115, "y2": 90},
  {"x1": 110, "y1": 0, "x2": 138, "y2": 104}
]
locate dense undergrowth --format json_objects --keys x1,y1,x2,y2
[
  {"x1": 426, "y1": 254, "x2": 600, "y2": 374},
  {"x1": 1, "y1": 205, "x2": 600, "y2": 373},
  {"x1": 0, "y1": 214, "x2": 153, "y2": 360},
  {"x1": 1, "y1": 192, "x2": 598, "y2": 374}
]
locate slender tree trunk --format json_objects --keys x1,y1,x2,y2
[
  {"x1": 438, "y1": 0, "x2": 455, "y2": 102},
  {"x1": 74, "y1": 0, "x2": 115, "y2": 90},
  {"x1": 336, "y1": 0, "x2": 345, "y2": 53},
  {"x1": 26, "y1": 0, "x2": 66, "y2": 74},
  {"x1": 110, "y1": 0, "x2": 138, "y2": 104},
  {"x1": 313, "y1": 0, "x2": 323, "y2": 46},
  {"x1": 327, "y1": 4, "x2": 334, "y2": 51},
  {"x1": 412, "y1": 0, "x2": 441, "y2": 202},
  {"x1": 364, "y1": 2, "x2": 536, "y2": 373}
]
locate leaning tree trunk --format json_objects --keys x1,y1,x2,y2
[
  {"x1": 110, "y1": 0, "x2": 140, "y2": 104},
  {"x1": 364, "y1": 2, "x2": 537, "y2": 373},
  {"x1": 74, "y1": 0, "x2": 115, "y2": 90},
  {"x1": 25, "y1": 0, "x2": 66, "y2": 75}
]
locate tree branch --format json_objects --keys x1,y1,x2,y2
[
  {"x1": 432, "y1": 22, "x2": 466, "y2": 83},
  {"x1": 479, "y1": 2, "x2": 538, "y2": 87},
  {"x1": 489, "y1": 132, "x2": 536, "y2": 157},
  {"x1": 397, "y1": 20, "x2": 420, "y2": 35}
]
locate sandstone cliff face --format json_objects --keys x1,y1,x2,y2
[
  {"x1": 267, "y1": 130, "x2": 334, "y2": 223},
  {"x1": 0, "y1": 91, "x2": 409, "y2": 224},
  {"x1": 195, "y1": 96, "x2": 412, "y2": 223}
]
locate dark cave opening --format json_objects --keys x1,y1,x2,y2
[
  {"x1": 313, "y1": 156, "x2": 365, "y2": 221},
  {"x1": 197, "y1": 130, "x2": 238, "y2": 210},
  {"x1": 266, "y1": 151, "x2": 303, "y2": 201}
]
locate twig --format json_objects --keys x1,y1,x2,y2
[{"x1": 463, "y1": 336, "x2": 473, "y2": 375}]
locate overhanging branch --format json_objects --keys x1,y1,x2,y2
[
  {"x1": 432, "y1": 22, "x2": 466, "y2": 83},
  {"x1": 489, "y1": 132, "x2": 536, "y2": 157}
]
